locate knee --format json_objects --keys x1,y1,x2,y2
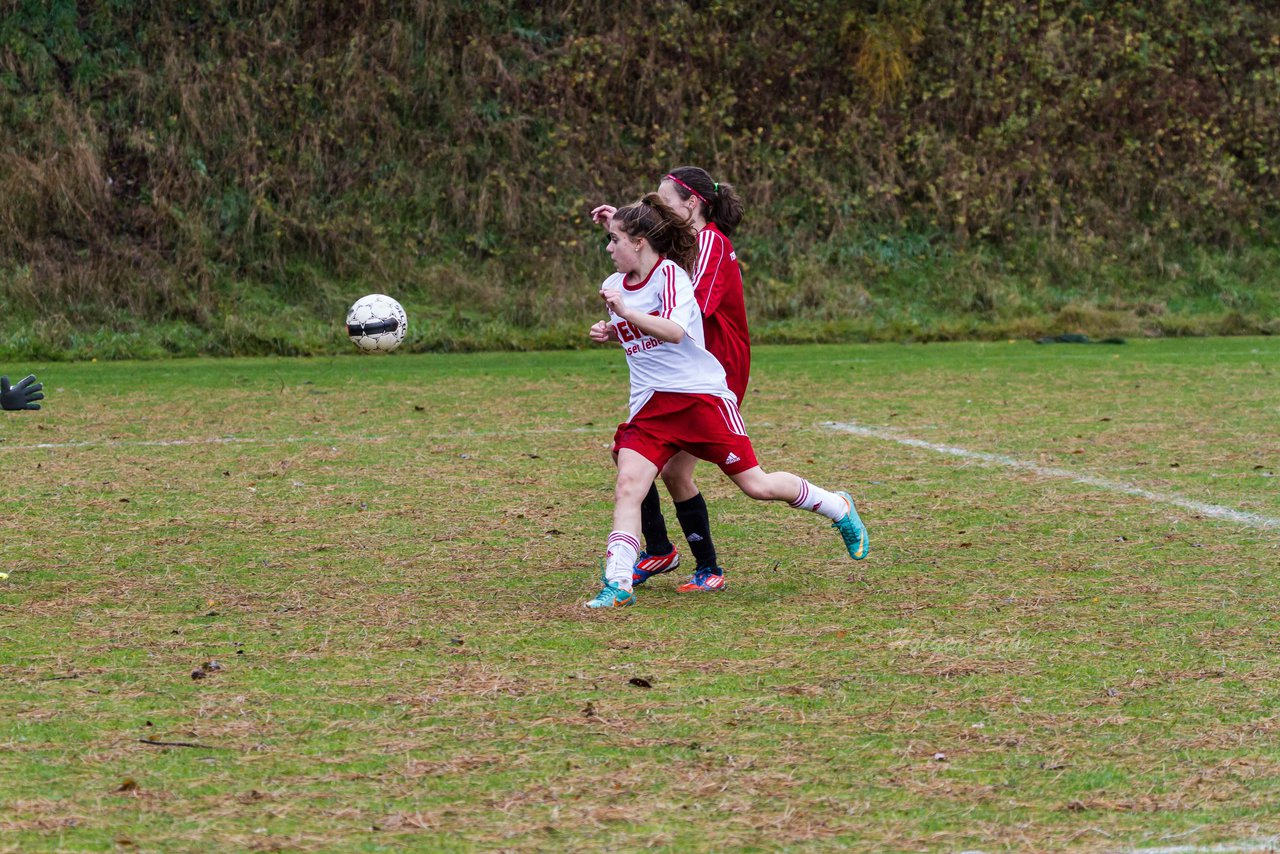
[
  {"x1": 615, "y1": 470, "x2": 651, "y2": 502},
  {"x1": 659, "y1": 468, "x2": 691, "y2": 494},
  {"x1": 735, "y1": 477, "x2": 771, "y2": 501}
]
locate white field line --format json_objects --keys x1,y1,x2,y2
[
  {"x1": 11, "y1": 423, "x2": 1279, "y2": 533},
  {"x1": 825, "y1": 421, "x2": 1280, "y2": 532},
  {"x1": 959, "y1": 839, "x2": 1280, "y2": 854},
  {"x1": 1124, "y1": 840, "x2": 1280, "y2": 854},
  {"x1": 0, "y1": 435, "x2": 392, "y2": 451},
  {"x1": 0, "y1": 426, "x2": 601, "y2": 453}
]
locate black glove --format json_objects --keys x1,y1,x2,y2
[{"x1": 0, "y1": 374, "x2": 43, "y2": 411}]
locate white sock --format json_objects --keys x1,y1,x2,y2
[
  {"x1": 605, "y1": 531, "x2": 639, "y2": 589},
  {"x1": 789, "y1": 479, "x2": 848, "y2": 521}
]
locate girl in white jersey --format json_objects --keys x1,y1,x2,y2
[
  {"x1": 592, "y1": 167, "x2": 750, "y2": 594},
  {"x1": 584, "y1": 194, "x2": 869, "y2": 609}
]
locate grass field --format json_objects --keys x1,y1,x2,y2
[{"x1": 1, "y1": 337, "x2": 1278, "y2": 852}]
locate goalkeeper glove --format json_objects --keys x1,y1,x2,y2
[{"x1": 0, "y1": 374, "x2": 43, "y2": 411}]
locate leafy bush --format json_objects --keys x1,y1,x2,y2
[{"x1": 1, "y1": 1, "x2": 1277, "y2": 355}]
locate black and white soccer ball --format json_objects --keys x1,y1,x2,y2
[{"x1": 346, "y1": 294, "x2": 407, "y2": 352}]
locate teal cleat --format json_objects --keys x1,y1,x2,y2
[
  {"x1": 585, "y1": 581, "x2": 636, "y2": 609},
  {"x1": 833, "y1": 491, "x2": 869, "y2": 560}
]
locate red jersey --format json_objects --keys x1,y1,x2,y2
[{"x1": 692, "y1": 224, "x2": 751, "y2": 403}]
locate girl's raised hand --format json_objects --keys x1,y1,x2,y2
[{"x1": 590, "y1": 204, "x2": 616, "y2": 226}]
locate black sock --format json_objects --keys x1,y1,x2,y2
[
  {"x1": 675, "y1": 493, "x2": 718, "y2": 570},
  {"x1": 640, "y1": 482, "x2": 673, "y2": 555}
]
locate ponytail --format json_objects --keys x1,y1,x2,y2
[
  {"x1": 664, "y1": 166, "x2": 744, "y2": 236},
  {"x1": 612, "y1": 192, "x2": 699, "y2": 274}
]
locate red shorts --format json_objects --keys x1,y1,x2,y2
[{"x1": 612, "y1": 392, "x2": 759, "y2": 476}]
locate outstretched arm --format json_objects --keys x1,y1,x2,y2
[{"x1": 590, "y1": 204, "x2": 617, "y2": 227}]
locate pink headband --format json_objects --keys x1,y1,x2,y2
[{"x1": 664, "y1": 174, "x2": 707, "y2": 205}]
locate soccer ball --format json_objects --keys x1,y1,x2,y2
[{"x1": 346, "y1": 294, "x2": 407, "y2": 352}]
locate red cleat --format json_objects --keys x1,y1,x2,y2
[
  {"x1": 676, "y1": 567, "x2": 726, "y2": 592},
  {"x1": 631, "y1": 546, "x2": 680, "y2": 586}
]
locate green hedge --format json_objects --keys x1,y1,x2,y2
[{"x1": 2, "y1": 1, "x2": 1277, "y2": 356}]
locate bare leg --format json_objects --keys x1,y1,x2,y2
[
  {"x1": 586, "y1": 449, "x2": 664, "y2": 596},
  {"x1": 727, "y1": 466, "x2": 803, "y2": 502},
  {"x1": 728, "y1": 465, "x2": 869, "y2": 560},
  {"x1": 659, "y1": 451, "x2": 699, "y2": 502},
  {"x1": 613, "y1": 448, "x2": 660, "y2": 543}
]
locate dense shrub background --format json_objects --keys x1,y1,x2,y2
[{"x1": 1, "y1": 0, "x2": 1277, "y2": 357}]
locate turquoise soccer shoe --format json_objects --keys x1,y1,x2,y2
[
  {"x1": 584, "y1": 581, "x2": 636, "y2": 609},
  {"x1": 833, "y1": 491, "x2": 869, "y2": 560}
]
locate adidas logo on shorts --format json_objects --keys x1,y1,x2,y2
[{"x1": 724, "y1": 452, "x2": 741, "y2": 465}]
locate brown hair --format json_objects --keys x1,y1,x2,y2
[
  {"x1": 612, "y1": 192, "x2": 699, "y2": 274},
  {"x1": 664, "y1": 166, "x2": 744, "y2": 236}
]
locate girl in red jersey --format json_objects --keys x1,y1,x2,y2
[
  {"x1": 584, "y1": 194, "x2": 867, "y2": 609},
  {"x1": 591, "y1": 167, "x2": 749, "y2": 592}
]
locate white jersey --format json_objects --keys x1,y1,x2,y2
[{"x1": 603, "y1": 258, "x2": 735, "y2": 419}]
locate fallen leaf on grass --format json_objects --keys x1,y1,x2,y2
[{"x1": 191, "y1": 660, "x2": 224, "y2": 680}]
